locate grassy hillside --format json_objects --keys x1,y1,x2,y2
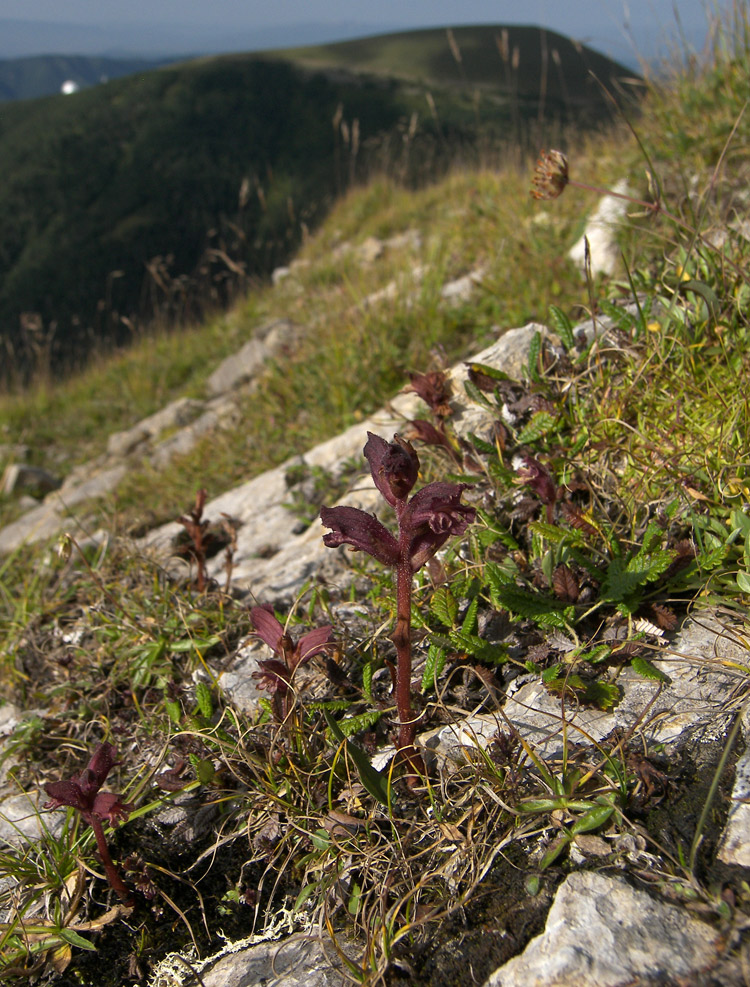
[
  {"x1": 0, "y1": 26, "x2": 637, "y2": 382},
  {"x1": 272, "y1": 24, "x2": 637, "y2": 107},
  {"x1": 1, "y1": 6, "x2": 749, "y2": 984}
]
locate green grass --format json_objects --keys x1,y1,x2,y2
[{"x1": 0, "y1": 3, "x2": 749, "y2": 983}]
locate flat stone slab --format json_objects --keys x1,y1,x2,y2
[
  {"x1": 483, "y1": 871, "x2": 719, "y2": 987},
  {"x1": 0, "y1": 791, "x2": 63, "y2": 847}
]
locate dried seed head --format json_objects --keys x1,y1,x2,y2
[
  {"x1": 531, "y1": 149, "x2": 569, "y2": 200},
  {"x1": 57, "y1": 533, "x2": 73, "y2": 562}
]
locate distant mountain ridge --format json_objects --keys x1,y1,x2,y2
[
  {"x1": 0, "y1": 54, "x2": 176, "y2": 102},
  {"x1": 0, "y1": 24, "x2": 639, "y2": 379},
  {"x1": 0, "y1": 17, "x2": 393, "y2": 63}
]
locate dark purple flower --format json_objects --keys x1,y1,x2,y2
[
  {"x1": 364, "y1": 432, "x2": 419, "y2": 505},
  {"x1": 44, "y1": 742, "x2": 132, "y2": 827},
  {"x1": 252, "y1": 658, "x2": 293, "y2": 695},
  {"x1": 406, "y1": 370, "x2": 452, "y2": 418},
  {"x1": 250, "y1": 605, "x2": 333, "y2": 671},
  {"x1": 517, "y1": 456, "x2": 559, "y2": 507},
  {"x1": 320, "y1": 505, "x2": 400, "y2": 567},
  {"x1": 402, "y1": 482, "x2": 477, "y2": 570}
]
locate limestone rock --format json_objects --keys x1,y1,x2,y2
[
  {"x1": 206, "y1": 319, "x2": 300, "y2": 396},
  {"x1": 718, "y1": 703, "x2": 750, "y2": 867},
  {"x1": 107, "y1": 397, "x2": 204, "y2": 457},
  {"x1": 150, "y1": 936, "x2": 347, "y2": 987},
  {"x1": 483, "y1": 871, "x2": 718, "y2": 987},
  {"x1": 0, "y1": 791, "x2": 63, "y2": 847},
  {"x1": 569, "y1": 179, "x2": 629, "y2": 277},
  {"x1": 440, "y1": 267, "x2": 485, "y2": 303},
  {"x1": 107, "y1": 425, "x2": 149, "y2": 458}
]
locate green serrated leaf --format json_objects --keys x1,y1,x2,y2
[
  {"x1": 630, "y1": 655, "x2": 670, "y2": 682},
  {"x1": 466, "y1": 431, "x2": 496, "y2": 455},
  {"x1": 430, "y1": 586, "x2": 459, "y2": 628},
  {"x1": 333, "y1": 710, "x2": 382, "y2": 737},
  {"x1": 461, "y1": 595, "x2": 480, "y2": 635},
  {"x1": 194, "y1": 681, "x2": 213, "y2": 720},
  {"x1": 467, "y1": 362, "x2": 514, "y2": 382},
  {"x1": 548, "y1": 304, "x2": 575, "y2": 351},
  {"x1": 603, "y1": 551, "x2": 674, "y2": 601},
  {"x1": 193, "y1": 757, "x2": 216, "y2": 786},
  {"x1": 528, "y1": 521, "x2": 581, "y2": 545},
  {"x1": 492, "y1": 585, "x2": 569, "y2": 621},
  {"x1": 579, "y1": 644, "x2": 612, "y2": 664},
  {"x1": 463, "y1": 379, "x2": 493, "y2": 407},
  {"x1": 696, "y1": 544, "x2": 729, "y2": 571},
  {"x1": 517, "y1": 411, "x2": 557, "y2": 444},
  {"x1": 164, "y1": 698, "x2": 182, "y2": 727},
  {"x1": 362, "y1": 656, "x2": 374, "y2": 702},
  {"x1": 422, "y1": 642, "x2": 448, "y2": 691},
  {"x1": 527, "y1": 330, "x2": 542, "y2": 382},
  {"x1": 582, "y1": 680, "x2": 621, "y2": 710},
  {"x1": 449, "y1": 629, "x2": 507, "y2": 665}
]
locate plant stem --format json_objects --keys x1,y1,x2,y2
[
  {"x1": 90, "y1": 817, "x2": 134, "y2": 907},
  {"x1": 391, "y1": 548, "x2": 425, "y2": 781}
]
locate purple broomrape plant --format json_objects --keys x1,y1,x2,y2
[
  {"x1": 250, "y1": 605, "x2": 333, "y2": 720},
  {"x1": 44, "y1": 742, "x2": 134, "y2": 906},
  {"x1": 320, "y1": 432, "x2": 475, "y2": 778},
  {"x1": 516, "y1": 455, "x2": 560, "y2": 523}
]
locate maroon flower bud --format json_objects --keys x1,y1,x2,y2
[
  {"x1": 406, "y1": 370, "x2": 452, "y2": 418},
  {"x1": 402, "y1": 482, "x2": 477, "y2": 570},
  {"x1": 364, "y1": 432, "x2": 419, "y2": 505}
]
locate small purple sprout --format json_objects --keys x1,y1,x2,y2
[
  {"x1": 517, "y1": 455, "x2": 560, "y2": 522},
  {"x1": 250, "y1": 605, "x2": 333, "y2": 720},
  {"x1": 45, "y1": 742, "x2": 134, "y2": 906}
]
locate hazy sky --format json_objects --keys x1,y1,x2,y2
[{"x1": 0, "y1": 0, "x2": 735, "y2": 64}]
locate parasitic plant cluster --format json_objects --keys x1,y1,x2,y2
[{"x1": 320, "y1": 432, "x2": 476, "y2": 777}]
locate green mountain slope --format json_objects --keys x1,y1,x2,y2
[
  {"x1": 0, "y1": 26, "x2": 638, "y2": 380},
  {"x1": 272, "y1": 24, "x2": 636, "y2": 107}
]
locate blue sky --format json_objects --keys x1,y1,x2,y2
[{"x1": 0, "y1": 0, "x2": 736, "y2": 65}]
